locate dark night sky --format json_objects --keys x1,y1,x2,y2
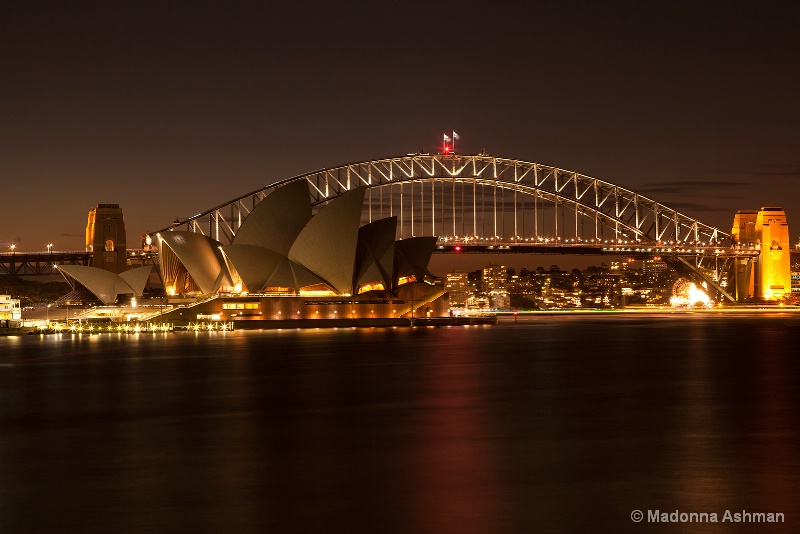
[{"x1": 3, "y1": 1, "x2": 799, "y2": 263}]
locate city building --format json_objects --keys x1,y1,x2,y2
[
  {"x1": 482, "y1": 263, "x2": 507, "y2": 292},
  {"x1": 0, "y1": 294, "x2": 21, "y2": 325},
  {"x1": 445, "y1": 270, "x2": 473, "y2": 308},
  {"x1": 643, "y1": 259, "x2": 668, "y2": 276},
  {"x1": 482, "y1": 263, "x2": 510, "y2": 309}
]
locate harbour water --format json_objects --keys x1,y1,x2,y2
[{"x1": 1, "y1": 313, "x2": 798, "y2": 533}]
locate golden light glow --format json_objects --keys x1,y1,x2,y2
[
  {"x1": 222, "y1": 302, "x2": 259, "y2": 310},
  {"x1": 299, "y1": 283, "x2": 337, "y2": 297},
  {"x1": 357, "y1": 282, "x2": 385, "y2": 294},
  {"x1": 262, "y1": 286, "x2": 295, "y2": 295},
  {"x1": 670, "y1": 280, "x2": 712, "y2": 308}
]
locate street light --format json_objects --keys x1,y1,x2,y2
[
  {"x1": 9, "y1": 244, "x2": 14, "y2": 255},
  {"x1": 47, "y1": 243, "x2": 53, "y2": 254}
]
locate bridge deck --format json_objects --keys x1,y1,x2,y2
[
  {"x1": 434, "y1": 243, "x2": 761, "y2": 259},
  {"x1": 0, "y1": 245, "x2": 762, "y2": 276},
  {"x1": 0, "y1": 251, "x2": 158, "y2": 276}
]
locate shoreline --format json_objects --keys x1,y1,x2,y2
[
  {"x1": 5, "y1": 306, "x2": 799, "y2": 337},
  {"x1": 0, "y1": 316, "x2": 499, "y2": 336}
]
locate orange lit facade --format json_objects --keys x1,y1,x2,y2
[
  {"x1": 159, "y1": 282, "x2": 449, "y2": 323},
  {"x1": 731, "y1": 207, "x2": 791, "y2": 300}
]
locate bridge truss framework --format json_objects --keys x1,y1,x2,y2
[{"x1": 152, "y1": 153, "x2": 752, "y2": 302}]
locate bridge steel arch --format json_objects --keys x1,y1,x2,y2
[
  {"x1": 154, "y1": 153, "x2": 732, "y2": 249},
  {"x1": 152, "y1": 154, "x2": 752, "y2": 302}
]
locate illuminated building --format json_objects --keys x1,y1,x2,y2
[
  {"x1": 731, "y1": 207, "x2": 791, "y2": 300},
  {"x1": 643, "y1": 259, "x2": 668, "y2": 276},
  {"x1": 482, "y1": 263, "x2": 507, "y2": 292},
  {"x1": 792, "y1": 251, "x2": 800, "y2": 293},
  {"x1": 0, "y1": 295, "x2": 22, "y2": 323},
  {"x1": 445, "y1": 271, "x2": 473, "y2": 308},
  {"x1": 155, "y1": 182, "x2": 448, "y2": 321},
  {"x1": 482, "y1": 263, "x2": 509, "y2": 309}
]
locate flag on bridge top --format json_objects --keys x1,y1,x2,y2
[
  {"x1": 443, "y1": 133, "x2": 452, "y2": 143},
  {"x1": 452, "y1": 131, "x2": 460, "y2": 140}
]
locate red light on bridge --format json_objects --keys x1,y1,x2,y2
[
  {"x1": 454, "y1": 245, "x2": 462, "y2": 252},
  {"x1": 442, "y1": 145, "x2": 451, "y2": 154}
]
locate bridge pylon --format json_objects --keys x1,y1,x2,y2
[{"x1": 731, "y1": 208, "x2": 791, "y2": 301}]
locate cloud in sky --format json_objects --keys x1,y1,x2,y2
[
  {"x1": 663, "y1": 202, "x2": 734, "y2": 214},
  {"x1": 637, "y1": 180, "x2": 747, "y2": 194},
  {"x1": 705, "y1": 164, "x2": 800, "y2": 178}
]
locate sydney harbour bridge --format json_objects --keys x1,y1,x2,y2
[{"x1": 149, "y1": 153, "x2": 760, "y2": 302}]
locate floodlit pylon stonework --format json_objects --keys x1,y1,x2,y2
[{"x1": 731, "y1": 207, "x2": 791, "y2": 300}]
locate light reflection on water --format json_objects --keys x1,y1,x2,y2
[{"x1": 1, "y1": 315, "x2": 798, "y2": 533}]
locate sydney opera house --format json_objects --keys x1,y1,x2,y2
[{"x1": 59, "y1": 182, "x2": 449, "y2": 324}]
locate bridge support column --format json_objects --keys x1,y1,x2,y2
[
  {"x1": 732, "y1": 258, "x2": 755, "y2": 300},
  {"x1": 731, "y1": 207, "x2": 791, "y2": 301}
]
